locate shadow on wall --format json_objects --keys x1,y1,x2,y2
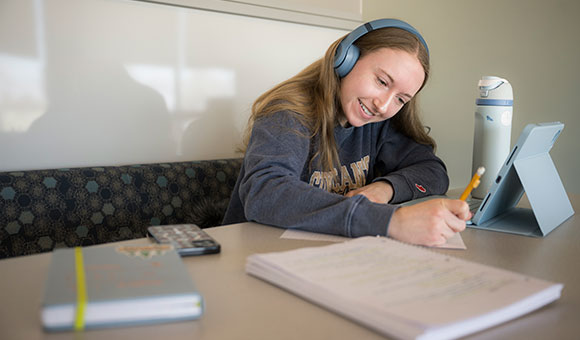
[
  {"x1": 180, "y1": 99, "x2": 242, "y2": 160},
  {"x1": 24, "y1": 58, "x2": 175, "y2": 168}
]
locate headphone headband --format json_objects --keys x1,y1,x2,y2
[{"x1": 334, "y1": 18, "x2": 429, "y2": 78}]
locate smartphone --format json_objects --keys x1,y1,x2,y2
[{"x1": 147, "y1": 224, "x2": 221, "y2": 256}]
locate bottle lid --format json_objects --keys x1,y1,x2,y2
[{"x1": 478, "y1": 76, "x2": 513, "y2": 101}]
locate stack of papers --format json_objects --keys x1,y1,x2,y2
[{"x1": 247, "y1": 236, "x2": 562, "y2": 339}]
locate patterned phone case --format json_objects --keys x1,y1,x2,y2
[{"x1": 147, "y1": 224, "x2": 220, "y2": 256}]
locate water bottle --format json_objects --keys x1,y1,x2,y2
[{"x1": 471, "y1": 76, "x2": 513, "y2": 199}]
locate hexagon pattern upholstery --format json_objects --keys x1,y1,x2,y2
[{"x1": 0, "y1": 158, "x2": 242, "y2": 258}]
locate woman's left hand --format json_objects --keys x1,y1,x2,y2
[{"x1": 344, "y1": 181, "x2": 394, "y2": 204}]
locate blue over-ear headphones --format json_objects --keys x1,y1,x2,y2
[{"x1": 334, "y1": 18, "x2": 429, "y2": 78}]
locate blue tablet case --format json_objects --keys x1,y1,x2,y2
[{"x1": 469, "y1": 122, "x2": 574, "y2": 236}]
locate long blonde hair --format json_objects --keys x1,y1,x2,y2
[{"x1": 242, "y1": 27, "x2": 433, "y2": 173}]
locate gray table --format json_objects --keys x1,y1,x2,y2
[{"x1": 1, "y1": 193, "x2": 578, "y2": 340}]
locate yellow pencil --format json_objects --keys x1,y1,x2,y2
[{"x1": 460, "y1": 166, "x2": 486, "y2": 201}]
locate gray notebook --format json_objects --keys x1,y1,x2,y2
[{"x1": 42, "y1": 244, "x2": 203, "y2": 331}]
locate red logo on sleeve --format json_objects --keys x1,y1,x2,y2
[{"x1": 415, "y1": 184, "x2": 427, "y2": 193}]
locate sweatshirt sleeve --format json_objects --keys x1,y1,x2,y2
[
  {"x1": 237, "y1": 112, "x2": 396, "y2": 237},
  {"x1": 372, "y1": 122, "x2": 449, "y2": 203}
]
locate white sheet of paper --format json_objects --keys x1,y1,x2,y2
[
  {"x1": 281, "y1": 229, "x2": 350, "y2": 243},
  {"x1": 280, "y1": 229, "x2": 466, "y2": 250}
]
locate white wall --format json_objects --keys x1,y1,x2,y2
[
  {"x1": 364, "y1": 0, "x2": 580, "y2": 194},
  {"x1": 0, "y1": 0, "x2": 347, "y2": 171},
  {"x1": 4, "y1": 0, "x2": 578, "y2": 195}
]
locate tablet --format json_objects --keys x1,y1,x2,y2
[{"x1": 469, "y1": 121, "x2": 574, "y2": 236}]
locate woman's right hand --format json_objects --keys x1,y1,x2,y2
[{"x1": 387, "y1": 199, "x2": 470, "y2": 246}]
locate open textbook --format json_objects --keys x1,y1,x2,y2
[{"x1": 246, "y1": 236, "x2": 562, "y2": 340}]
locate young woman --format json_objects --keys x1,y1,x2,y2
[{"x1": 222, "y1": 19, "x2": 470, "y2": 246}]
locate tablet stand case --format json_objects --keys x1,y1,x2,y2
[{"x1": 470, "y1": 132, "x2": 574, "y2": 237}]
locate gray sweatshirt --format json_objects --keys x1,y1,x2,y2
[{"x1": 222, "y1": 111, "x2": 449, "y2": 237}]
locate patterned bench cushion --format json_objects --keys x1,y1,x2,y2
[{"x1": 0, "y1": 158, "x2": 242, "y2": 258}]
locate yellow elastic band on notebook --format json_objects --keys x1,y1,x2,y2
[{"x1": 74, "y1": 247, "x2": 88, "y2": 331}]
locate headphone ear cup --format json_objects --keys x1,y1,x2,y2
[{"x1": 336, "y1": 44, "x2": 360, "y2": 78}]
